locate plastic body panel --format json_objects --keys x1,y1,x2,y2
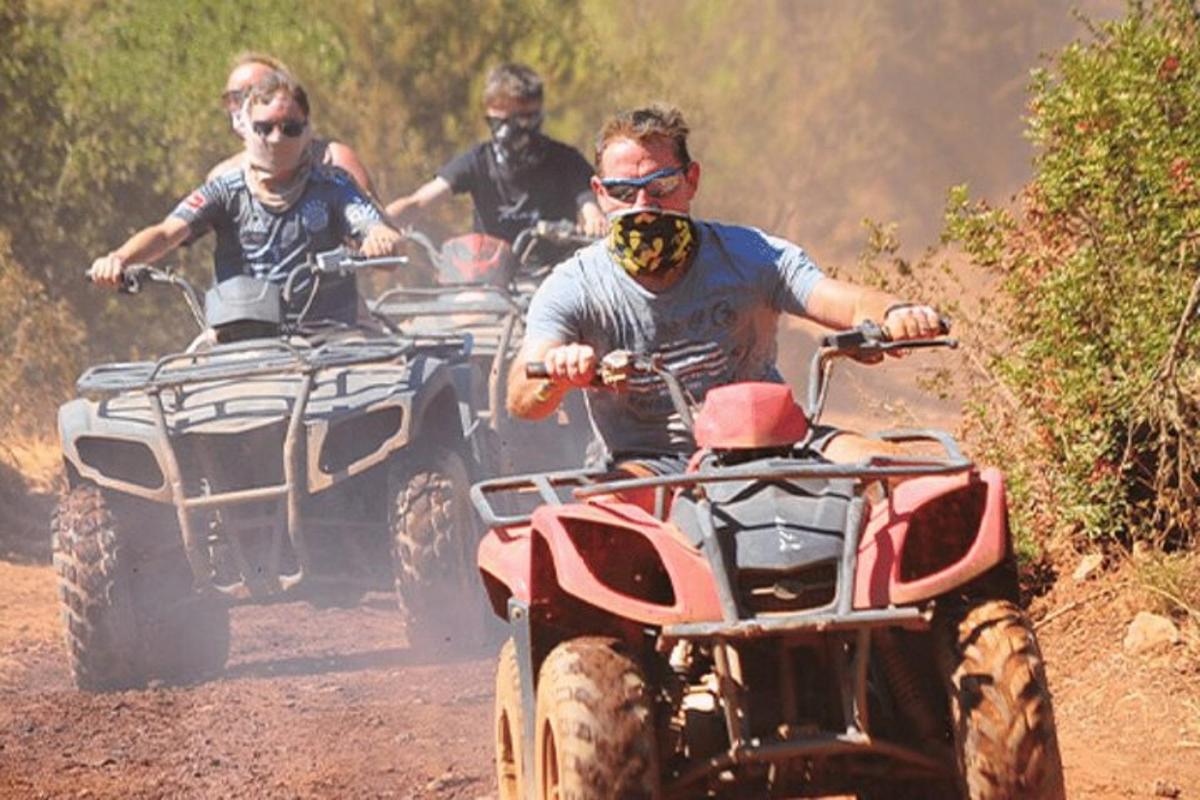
[{"x1": 854, "y1": 468, "x2": 1009, "y2": 608}]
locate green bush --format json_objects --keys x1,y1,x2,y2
[
  {"x1": 945, "y1": 0, "x2": 1200, "y2": 551},
  {"x1": 0, "y1": 231, "x2": 84, "y2": 437}
]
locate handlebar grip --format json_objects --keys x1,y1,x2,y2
[{"x1": 525, "y1": 363, "x2": 551, "y2": 379}]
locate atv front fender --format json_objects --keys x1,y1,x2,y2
[
  {"x1": 477, "y1": 523, "x2": 534, "y2": 618},
  {"x1": 477, "y1": 499, "x2": 725, "y2": 627},
  {"x1": 854, "y1": 468, "x2": 1009, "y2": 608}
]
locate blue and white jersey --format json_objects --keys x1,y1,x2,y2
[{"x1": 170, "y1": 165, "x2": 382, "y2": 322}]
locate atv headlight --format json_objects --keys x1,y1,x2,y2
[{"x1": 76, "y1": 437, "x2": 164, "y2": 490}]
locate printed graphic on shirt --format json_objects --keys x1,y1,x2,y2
[
  {"x1": 621, "y1": 339, "x2": 729, "y2": 439},
  {"x1": 301, "y1": 199, "x2": 329, "y2": 233},
  {"x1": 184, "y1": 191, "x2": 207, "y2": 211}
]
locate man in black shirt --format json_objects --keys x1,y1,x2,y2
[{"x1": 385, "y1": 63, "x2": 606, "y2": 242}]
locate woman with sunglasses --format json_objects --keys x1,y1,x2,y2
[
  {"x1": 207, "y1": 52, "x2": 377, "y2": 200},
  {"x1": 89, "y1": 71, "x2": 403, "y2": 325},
  {"x1": 506, "y1": 103, "x2": 945, "y2": 474}
]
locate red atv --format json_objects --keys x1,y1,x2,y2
[{"x1": 470, "y1": 323, "x2": 1065, "y2": 799}]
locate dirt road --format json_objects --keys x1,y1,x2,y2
[
  {"x1": 2, "y1": 555, "x2": 1197, "y2": 799},
  {"x1": 0, "y1": 561, "x2": 495, "y2": 799}
]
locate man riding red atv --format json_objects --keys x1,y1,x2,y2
[{"x1": 471, "y1": 323, "x2": 1064, "y2": 799}]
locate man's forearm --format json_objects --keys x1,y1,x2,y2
[
  {"x1": 113, "y1": 223, "x2": 181, "y2": 264},
  {"x1": 507, "y1": 371, "x2": 569, "y2": 420}
]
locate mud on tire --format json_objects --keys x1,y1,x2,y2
[
  {"x1": 936, "y1": 598, "x2": 1066, "y2": 800},
  {"x1": 535, "y1": 636, "x2": 660, "y2": 800},
  {"x1": 494, "y1": 638, "x2": 526, "y2": 800},
  {"x1": 389, "y1": 444, "x2": 486, "y2": 649},
  {"x1": 52, "y1": 484, "x2": 230, "y2": 691}
]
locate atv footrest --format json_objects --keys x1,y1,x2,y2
[
  {"x1": 667, "y1": 729, "x2": 947, "y2": 798},
  {"x1": 182, "y1": 484, "x2": 289, "y2": 509},
  {"x1": 662, "y1": 605, "x2": 930, "y2": 640}
]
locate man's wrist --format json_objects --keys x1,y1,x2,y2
[
  {"x1": 532, "y1": 379, "x2": 561, "y2": 405},
  {"x1": 882, "y1": 301, "x2": 916, "y2": 321}
]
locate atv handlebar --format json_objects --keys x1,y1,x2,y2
[
  {"x1": 86, "y1": 263, "x2": 206, "y2": 330},
  {"x1": 527, "y1": 350, "x2": 696, "y2": 429},
  {"x1": 526, "y1": 320, "x2": 957, "y2": 431},
  {"x1": 512, "y1": 220, "x2": 595, "y2": 266},
  {"x1": 806, "y1": 319, "x2": 957, "y2": 419},
  {"x1": 312, "y1": 247, "x2": 408, "y2": 276}
]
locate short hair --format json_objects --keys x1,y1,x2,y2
[
  {"x1": 482, "y1": 63, "x2": 544, "y2": 106},
  {"x1": 230, "y1": 51, "x2": 291, "y2": 74},
  {"x1": 594, "y1": 104, "x2": 692, "y2": 174},
  {"x1": 245, "y1": 70, "x2": 310, "y2": 118}
]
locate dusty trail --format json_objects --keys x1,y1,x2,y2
[
  {"x1": 3, "y1": 552, "x2": 1198, "y2": 799},
  {"x1": 0, "y1": 566, "x2": 495, "y2": 799}
]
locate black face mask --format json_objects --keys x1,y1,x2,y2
[{"x1": 488, "y1": 112, "x2": 545, "y2": 172}]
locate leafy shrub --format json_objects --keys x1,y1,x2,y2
[
  {"x1": 944, "y1": 0, "x2": 1200, "y2": 550},
  {"x1": 0, "y1": 232, "x2": 84, "y2": 437}
]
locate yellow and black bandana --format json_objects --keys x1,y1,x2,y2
[{"x1": 607, "y1": 208, "x2": 699, "y2": 277}]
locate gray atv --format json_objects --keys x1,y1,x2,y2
[{"x1": 54, "y1": 250, "x2": 493, "y2": 691}]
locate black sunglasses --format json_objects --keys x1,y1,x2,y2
[
  {"x1": 485, "y1": 111, "x2": 543, "y2": 132},
  {"x1": 251, "y1": 118, "x2": 308, "y2": 138}
]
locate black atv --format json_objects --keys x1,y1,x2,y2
[
  {"x1": 371, "y1": 221, "x2": 597, "y2": 477},
  {"x1": 54, "y1": 250, "x2": 493, "y2": 691}
]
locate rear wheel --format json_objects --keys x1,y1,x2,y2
[
  {"x1": 535, "y1": 637, "x2": 660, "y2": 800},
  {"x1": 494, "y1": 638, "x2": 526, "y2": 800},
  {"x1": 936, "y1": 598, "x2": 1065, "y2": 799},
  {"x1": 389, "y1": 444, "x2": 487, "y2": 649},
  {"x1": 52, "y1": 484, "x2": 230, "y2": 691}
]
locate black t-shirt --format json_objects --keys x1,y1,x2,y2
[{"x1": 437, "y1": 136, "x2": 595, "y2": 243}]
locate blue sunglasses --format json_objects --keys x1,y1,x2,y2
[{"x1": 600, "y1": 165, "x2": 687, "y2": 203}]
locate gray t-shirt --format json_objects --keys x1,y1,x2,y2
[
  {"x1": 525, "y1": 220, "x2": 826, "y2": 458},
  {"x1": 171, "y1": 165, "x2": 382, "y2": 322}
]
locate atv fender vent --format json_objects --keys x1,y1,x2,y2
[
  {"x1": 318, "y1": 406, "x2": 404, "y2": 475},
  {"x1": 899, "y1": 480, "x2": 987, "y2": 582},
  {"x1": 75, "y1": 437, "x2": 163, "y2": 490},
  {"x1": 561, "y1": 518, "x2": 676, "y2": 607}
]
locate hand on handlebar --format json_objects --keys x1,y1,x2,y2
[
  {"x1": 360, "y1": 223, "x2": 405, "y2": 258},
  {"x1": 881, "y1": 303, "x2": 945, "y2": 350},
  {"x1": 88, "y1": 253, "x2": 126, "y2": 289},
  {"x1": 538, "y1": 343, "x2": 599, "y2": 387}
]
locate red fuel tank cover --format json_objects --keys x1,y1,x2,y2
[{"x1": 694, "y1": 382, "x2": 810, "y2": 450}]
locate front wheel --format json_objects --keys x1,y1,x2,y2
[
  {"x1": 494, "y1": 638, "x2": 526, "y2": 800},
  {"x1": 535, "y1": 637, "x2": 660, "y2": 800},
  {"x1": 936, "y1": 598, "x2": 1066, "y2": 799},
  {"x1": 389, "y1": 444, "x2": 488, "y2": 650},
  {"x1": 52, "y1": 485, "x2": 230, "y2": 691}
]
